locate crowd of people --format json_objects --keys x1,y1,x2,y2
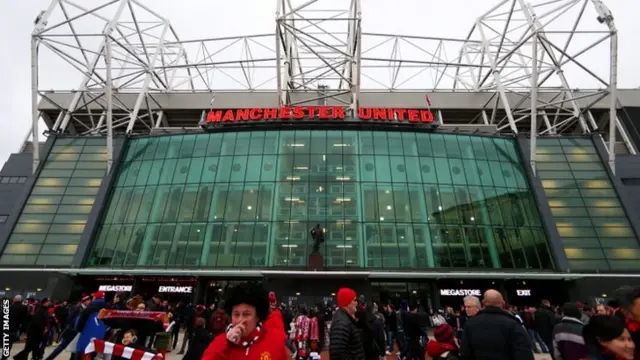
[{"x1": 6, "y1": 283, "x2": 640, "y2": 360}]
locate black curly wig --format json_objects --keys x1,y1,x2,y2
[{"x1": 224, "y1": 282, "x2": 270, "y2": 321}]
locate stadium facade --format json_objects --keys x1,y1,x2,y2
[{"x1": 1, "y1": 0, "x2": 639, "y2": 309}]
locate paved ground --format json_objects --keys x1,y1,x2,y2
[{"x1": 10, "y1": 340, "x2": 553, "y2": 360}]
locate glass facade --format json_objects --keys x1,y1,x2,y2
[
  {"x1": 86, "y1": 131, "x2": 553, "y2": 270},
  {"x1": 536, "y1": 137, "x2": 640, "y2": 271},
  {"x1": 0, "y1": 138, "x2": 107, "y2": 266}
]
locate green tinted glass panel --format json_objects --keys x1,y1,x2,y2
[
  {"x1": 536, "y1": 137, "x2": 640, "y2": 271},
  {"x1": 0, "y1": 137, "x2": 107, "y2": 266},
  {"x1": 86, "y1": 132, "x2": 554, "y2": 271}
]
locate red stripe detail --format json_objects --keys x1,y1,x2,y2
[
  {"x1": 94, "y1": 340, "x2": 105, "y2": 354},
  {"x1": 130, "y1": 348, "x2": 147, "y2": 360},
  {"x1": 112, "y1": 343, "x2": 125, "y2": 357}
]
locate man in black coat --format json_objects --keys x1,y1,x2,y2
[
  {"x1": 329, "y1": 288, "x2": 365, "y2": 360},
  {"x1": 460, "y1": 289, "x2": 533, "y2": 360},
  {"x1": 403, "y1": 303, "x2": 426, "y2": 360},
  {"x1": 13, "y1": 298, "x2": 50, "y2": 360},
  {"x1": 9, "y1": 295, "x2": 28, "y2": 353},
  {"x1": 182, "y1": 317, "x2": 212, "y2": 360},
  {"x1": 534, "y1": 300, "x2": 557, "y2": 355}
]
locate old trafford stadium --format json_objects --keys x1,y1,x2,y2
[{"x1": 0, "y1": 0, "x2": 639, "y2": 310}]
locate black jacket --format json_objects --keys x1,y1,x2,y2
[
  {"x1": 355, "y1": 307, "x2": 380, "y2": 358},
  {"x1": 26, "y1": 306, "x2": 49, "y2": 340},
  {"x1": 460, "y1": 306, "x2": 533, "y2": 360},
  {"x1": 329, "y1": 308, "x2": 365, "y2": 360},
  {"x1": 534, "y1": 306, "x2": 557, "y2": 343},
  {"x1": 182, "y1": 327, "x2": 212, "y2": 360},
  {"x1": 403, "y1": 312, "x2": 424, "y2": 340},
  {"x1": 75, "y1": 301, "x2": 107, "y2": 333},
  {"x1": 9, "y1": 302, "x2": 28, "y2": 333}
]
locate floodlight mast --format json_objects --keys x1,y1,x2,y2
[{"x1": 28, "y1": 0, "x2": 634, "y2": 174}]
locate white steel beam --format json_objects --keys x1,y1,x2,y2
[
  {"x1": 105, "y1": 35, "x2": 114, "y2": 173},
  {"x1": 125, "y1": 21, "x2": 170, "y2": 134},
  {"x1": 55, "y1": 0, "x2": 128, "y2": 133},
  {"x1": 31, "y1": 37, "x2": 40, "y2": 174},
  {"x1": 530, "y1": 28, "x2": 538, "y2": 175}
]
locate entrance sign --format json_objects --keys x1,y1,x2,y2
[
  {"x1": 98, "y1": 285, "x2": 133, "y2": 292},
  {"x1": 202, "y1": 106, "x2": 435, "y2": 124},
  {"x1": 158, "y1": 286, "x2": 193, "y2": 294},
  {"x1": 440, "y1": 289, "x2": 481, "y2": 296},
  {"x1": 516, "y1": 289, "x2": 531, "y2": 297}
]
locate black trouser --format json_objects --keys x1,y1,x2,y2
[
  {"x1": 407, "y1": 337, "x2": 425, "y2": 360},
  {"x1": 13, "y1": 336, "x2": 43, "y2": 360},
  {"x1": 171, "y1": 324, "x2": 180, "y2": 349}
]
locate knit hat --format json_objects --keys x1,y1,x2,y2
[
  {"x1": 336, "y1": 288, "x2": 357, "y2": 308},
  {"x1": 434, "y1": 324, "x2": 455, "y2": 344},
  {"x1": 91, "y1": 291, "x2": 104, "y2": 300}
]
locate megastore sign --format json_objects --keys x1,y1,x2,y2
[
  {"x1": 440, "y1": 289, "x2": 481, "y2": 296},
  {"x1": 201, "y1": 106, "x2": 435, "y2": 125},
  {"x1": 98, "y1": 285, "x2": 133, "y2": 292},
  {"x1": 158, "y1": 286, "x2": 193, "y2": 294}
]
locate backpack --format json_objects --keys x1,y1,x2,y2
[
  {"x1": 396, "y1": 311, "x2": 404, "y2": 332},
  {"x1": 211, "y1": 311, "x2": 227, "y2": 333}
]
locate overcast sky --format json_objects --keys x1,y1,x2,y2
[{"x1": 1, "y1": 0, "x2": 638, "y2": 167}]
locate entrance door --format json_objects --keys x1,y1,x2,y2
[
  {"x1": 264, "y1": 276, "x2": 368, "y2": 309},
  {"x1": 371, "y1": 281, "x2": 434, "y2": 313}
]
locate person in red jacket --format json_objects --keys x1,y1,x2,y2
[
  {"x1": 267, "y1": 291, "x2": 286, "y2": 338},
  {"x1": 202, "y1": 282, "x2": 288, "y2": 360}
]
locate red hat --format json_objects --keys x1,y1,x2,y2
[
  {"x1": 434, "y1": 324, "x2": 455, "y2": 344},
  {"x1": 268, "y1": 291, "x2": 277, "y2": 304},
  {"x1": 81, "y1": 295, "x2": 91, "y2": 302},
  {"x1": 336, "y1": 288, "x2": 357, "y2": 308},
  {"x1": 91, "y1": 291, "x2": 104, "y2": 300}
]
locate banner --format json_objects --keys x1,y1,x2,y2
[{"x1": 97, "y1": 309, "x2": 168, "y2": 324}]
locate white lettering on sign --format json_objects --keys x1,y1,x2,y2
[
  {"x1": 98, "y1": 285, "x2": 133, "y2": 292},
  {"x1": 440, "y1": 289, "x2": 481, "y2": 296},
  {"x1": 516, "y1": 289, "x2": 532, "y2": 296},
  {"x1": 158, "y1": 286, "x2": 193, "y2": 293}
]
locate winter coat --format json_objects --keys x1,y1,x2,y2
[
  {"x1": 74, "y1": 299, "x2": 108, "y2": 353},
  {"x1": 182, "y1": 327, "x2": 213, "y2": 360},
  {"x1": 552, "y1": 316, "x2": 586, "y2": 360},
  {"x1": 201, "y1": 310, "x2": 287, "y2": 360},
  {"x1": 534, "y1": 306, "x2": 557, "y2": 343},
  {"x1": 460, "y1": 306, "x2": 533, "y2": 360},
  {"x1": 329, "y1": 308, "x2": 365, "y2": 360},
  {"x1": 9, "y1": 302, "x2": 28, "y2": 334}
]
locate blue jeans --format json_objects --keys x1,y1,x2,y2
[
  {"x1": 286, "y1": 339, "x2": 296, "y2": 354},
  {"x1": 386, "y1": 330, "x2": 395, "y2": 352},
  {"x1": 396, "y1": 331, "x2": 408, "y2": 358}
]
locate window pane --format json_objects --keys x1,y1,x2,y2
[{"x1": 78, "y1": 132, "x2": 559, "y2": 272}]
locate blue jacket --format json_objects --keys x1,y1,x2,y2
[{"x1": 74, "y1": 299, "x2": 108, "y2": 353}]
